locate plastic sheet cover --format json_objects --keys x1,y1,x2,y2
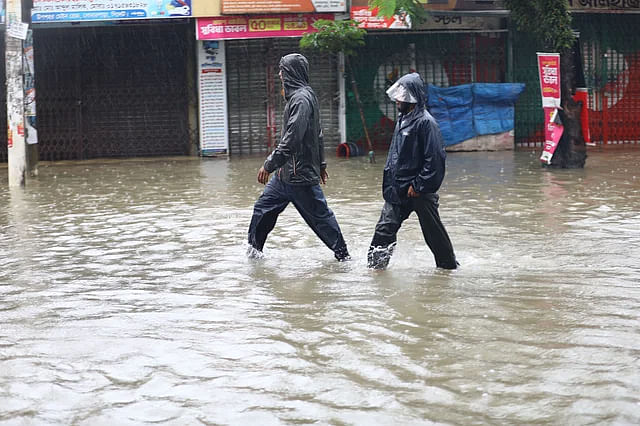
[{"x1": 427, "y1": 83, "x2": 526, "y2": 146}]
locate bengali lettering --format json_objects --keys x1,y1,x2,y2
[
  {"x1": 569, "y1": 0, "x2": 640, "y2": 8},
  {"x1": 433, "y1": 15, "x2": 462, "y2": 25}
]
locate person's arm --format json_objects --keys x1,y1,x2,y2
[
  {"x1": 412, "y1": 120, "x2": 445, "y2": 194},
  {"x1": 263, "y1": 97, "x2": 309, "y2": 174}
]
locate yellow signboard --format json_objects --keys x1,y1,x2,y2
[
  {"x1": 249, "y1": 18, "x2": 282, "y2": 32},
  {"x1": 283, "y1": 19, "x2": 308, "y2": 31}
]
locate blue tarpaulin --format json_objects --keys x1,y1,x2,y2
[{"x1": 427, "y1": 83, "x2": 525, "y2": 146}]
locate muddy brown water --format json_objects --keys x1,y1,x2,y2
[{"x1": 1, "y1": 150, "x2": 639, "y2": 424}]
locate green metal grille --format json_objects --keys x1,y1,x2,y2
[
  {"x1": 576, "y1": 14, "x2": 640, "y2": 146},
  {"x1": 33, "y1": 23, "x2": 193, "y2": 161},
  {"x1": 347, "y1": 31, "x2": 507, "y2": 150},
  {"x1": 511, "y1": 29, "x2": 545, "y2": 147},
  {"x1": 513, "y1": 13, "x2": 640, "y2": 148}
]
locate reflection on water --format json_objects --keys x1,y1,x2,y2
[{"x1": 1, "y1": 151, "x2": 639, "y2": 424}]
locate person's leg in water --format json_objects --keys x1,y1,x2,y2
[
  {"x1": 247, "y1": 176, "x2": 290, "y2": 258},
  {"x1": 413, "y1": 194, "x2": 458, "y2": 269},
  {"x1": 367, "y1": 201, "x2": 411, "y2": 269},
  {"x1": 290, "y1": 184, "x2": 350, "y2": 261}
]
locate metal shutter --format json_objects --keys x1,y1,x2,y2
[
  {"x1": 226, "y1": 38, "x2": 339, "y2": 156},
  {"x1": 33, "y1": 23, "x2": 192, "y2": 161},
  {"x1": 225, "y1": 39, "x2": 270, "y2": 156}
]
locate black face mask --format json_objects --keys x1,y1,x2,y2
[{"x1": 397, "y1": 102, "x2": 413, "y2": 114}]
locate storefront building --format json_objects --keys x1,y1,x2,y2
[
  {"x1": 16, "y1": 0, "x2": 199, "y2": 161},
  {"x1": 2, "y1": 0, "x2": 640, "y2": 164},
  {"x1": 195, "y1": 4, "x2": 346, "y2": 157},
  {"x1": 347, "y1": 0, "x2": 509, "y2": 151},
  {"x1": 514, "y1": 2, "x2": 640, "y2": 149},
  {"x1": 0, "y1": 0, "x2": 347, "y2": 162},
  {"x1": 345, "y1": 0, "x2": 640, "y2": 152}
]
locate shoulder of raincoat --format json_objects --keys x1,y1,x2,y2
[
  {"x1": 382, "y1": 73, "x2": 447, "y2": 204},
  {"x1": 263, "y1": 53, "x2": 325, "y2": 186}
]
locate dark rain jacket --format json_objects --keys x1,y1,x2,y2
[
  {"x1": 263, "y1": 54, "x2": 325, "y2": 186},
  {"x1": 382, "y1": 73, "x2": 447, "y2": 205}
]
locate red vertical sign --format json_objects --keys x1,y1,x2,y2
[
  {"x1": 537, "y1": 53, "x2": 562, "y2": 164},
  {"x1": 540, "y1": 108, "x2": 564, "y2": 165},
  {"x1": 537, "y1": 53, "x2": 561, "y2": 108}
]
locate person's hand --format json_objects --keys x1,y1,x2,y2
[
  {"x1": 407, "y1": 185, "x2": 419, "y2": 198},
  {"x1": 257, "y1": 167, "x2": 270, "y2": 185},
  {"x1": 320, "y1": 168, "x2": 329, "y2": 184}
]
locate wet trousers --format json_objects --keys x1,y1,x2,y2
[
  {"x1": 368, "y1": 194, "x2": 458, "y2": 269},
  {"x1": 248, "y1": 176, "x2": 349, "y2": 259}
]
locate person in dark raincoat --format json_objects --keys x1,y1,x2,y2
[
  {"x1": 247, "y1": 53, "x2": 350, "y2": 261},
  {"x1": 367, "y1": 72, "x2": 458, "y2": 270}
]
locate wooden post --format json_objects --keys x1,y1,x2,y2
[
  {"x1": 6, "y1": 0, "x2": 27, "y2": 186},
  {"x1": 346, "y1": 56, "x2": 375, "y2": 163}
]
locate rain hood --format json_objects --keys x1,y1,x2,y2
[
  {"x1": 279, "y1": 53, "x2": 310, "y2": 100},
  {"x1": 393, "y1": 73, "x2": 427, "y2": 118}
]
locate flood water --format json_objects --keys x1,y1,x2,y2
[{"x1": 1, "y1": 150, "x2": 639, "y2": 425}]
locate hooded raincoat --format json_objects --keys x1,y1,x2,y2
[
  {"x1": 247, "y1": 53, "x2": 349, "y2": 261},
  {"x1": 367, "y1": 72, "x2": 457, "y2": 270},
  {"x1": 263, "y1": 54, "x2": 325, "y2": 186},
  {"x1": 382, "y1": 73, "x2": 447, "y2": 205}
]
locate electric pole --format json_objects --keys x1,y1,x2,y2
[{"x1": 5, "y1": 0, "x2": 29, "y2": 186}]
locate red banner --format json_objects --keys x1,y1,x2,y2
[
  {"x1": 537, "y1": 53, "x2": 561, "y2": 108},
  {"x1": 197, "y1": 14, "x2": 333, "y2": 40},
  {"x1": 537, "y1": 53, "x2": 562, "y2": 163},
  {"x1": 540, "y1": 107, "x2": 564, "y2": 164}
]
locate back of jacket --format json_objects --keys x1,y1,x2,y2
[
  {"x1": 263, "y1": 54, "x2": 325, "y2": 185},
  {"x1": 382, "y1": 73, "x2": 447, "y2": 204}
]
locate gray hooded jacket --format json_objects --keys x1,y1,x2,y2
[
  {"x1": 383, "y1": 73, "x2": 447, "y2": 204},
  {"x1": 263, "y1": 53, "x2": 325, "y2": 185}
]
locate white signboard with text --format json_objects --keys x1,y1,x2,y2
[
  {"x1": 31, "y1": 0, "x2": 192, "y2": 23},
  {"x1": 198, "y1": 40, "x2": 228, "y2": 156}
]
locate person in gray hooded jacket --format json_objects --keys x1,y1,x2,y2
[
  {"x1": 247, "y1": 53, "x2": 350, "y2": 261},
  {"x1": 367, "y1": 72, "x2": 458, "y2": 270}
]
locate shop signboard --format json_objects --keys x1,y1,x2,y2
[
  {"x1": 31, "y1": 0, "x2": 192, "y2": 23},
  {"x1": 351, "y1": 0, "x2": 504, "y2": 12},
  {"x1": 415, "y1": 15, "x2": 503, "y2": 31},
  {"x1": 221, "y1": 0, "x2": 345, "y2": 14},
  {"x1": 351, "y1": 6, "x2": 411, "y2": 29},
  {"x1": 568, "y1": 0, "x2": 640, "y2": 11},
  {"x1": 196, "y1": 14, "x2": 333, "y2": 40},
  {"x1": 453, "y1": 0, "x2": 505, "y2": 10},
  {"x1": 351, "y1": 0, "x2": 503, "y2": 29},
  {"x1": 350, "y1": 0, "x2": 457, "y2": 12},
  {"x1": 198, "y1": 40, "x2": 228, "y2": 156}
]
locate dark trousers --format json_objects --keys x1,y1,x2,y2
[
  {"x1": 368, "y1": 194, "x2": 457, "y2": 269},
  {"x1": 248, "y1": 176, "x2": 348, "y2": 259}
]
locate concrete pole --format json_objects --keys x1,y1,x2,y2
[
  {"x1": 338, "y1": 52, "x2": 347, "y2": 145},
  {"x1": 5, "y1": 0, "x2": 27, "y2": 187}
]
